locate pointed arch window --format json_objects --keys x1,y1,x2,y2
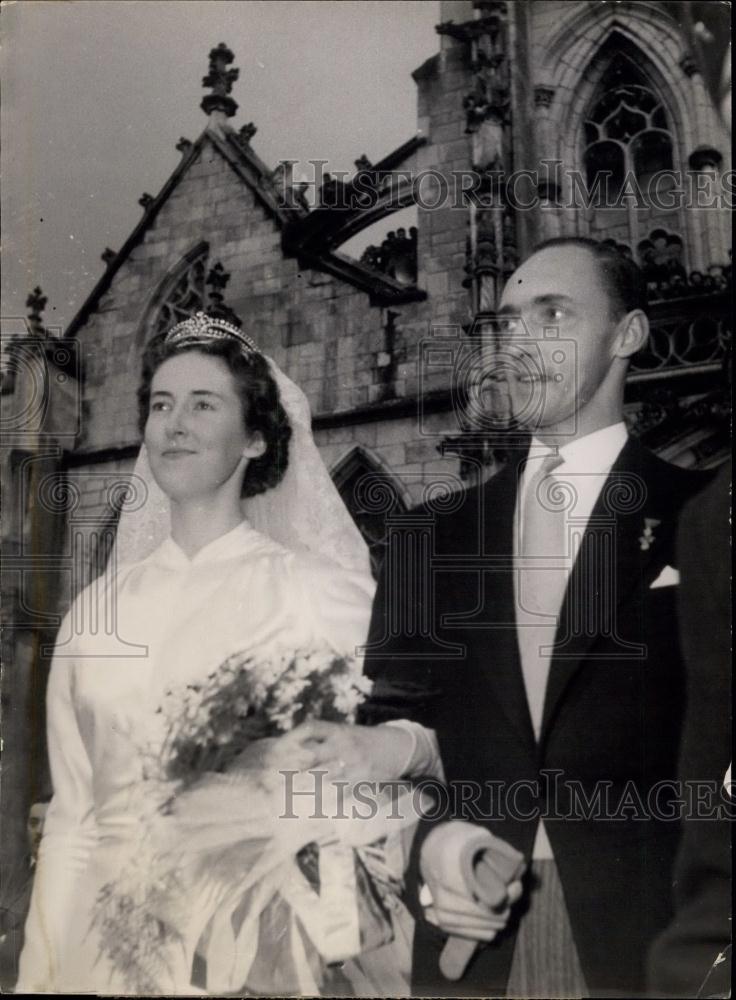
[
  {"x1": 138, "y1": 242, "x2": 210, "y2": 345},
  {"x1": 331, "y1": 447, "x2": 407, "y2": 578},
  {"x1": 153, "y1": 246, "x2": 208, "y2": 336},
  {"x1": 581, "y1": 51, "x2": 682, "y2": 263},
  {"x1": 584, "y1": 75, "x2": 673, "y2": 196}
]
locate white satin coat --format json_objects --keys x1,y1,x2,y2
[{"x1": 17, "y1": 521, "x2": 374, "y2": 994}]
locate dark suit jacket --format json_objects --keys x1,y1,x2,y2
[
  {"x1": 647, "y1": 461, "x2": 732, "y2": 998},
  {"x1": 361, "y1": 436, "x2": 709, "y2": 998}
]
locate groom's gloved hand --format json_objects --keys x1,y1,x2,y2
[{"x1": 419, "y1": 821, "x2": 524, "y2": 943}]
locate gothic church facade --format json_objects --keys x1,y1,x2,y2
[{"x1": 0, "y1": 0, "x2": 731, "y2": 914}]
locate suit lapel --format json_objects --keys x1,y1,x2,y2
[{"x1": 540, "y1": 437, "x2": 672, "y2": 742}]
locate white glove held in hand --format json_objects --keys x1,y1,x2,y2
[{"x1": 419, "y1": 820, "x2": 525, "y2": 980}]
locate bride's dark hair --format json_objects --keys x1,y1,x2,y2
[{"x1": 137, "y1": 333, "x2": 292, "y2": 498}]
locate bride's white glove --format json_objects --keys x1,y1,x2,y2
[
  {"x1": 228, "y1": 735, "x2": 316, "y2": 774},
  {"x1": 166, "y1": 736, "x2": 323, "y2": 806},
  {"x1": 215, "y1": 734, "x2": 321, "y2": 793}
]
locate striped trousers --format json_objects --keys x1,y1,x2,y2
[{"x1": 506, "y1": 859, "x2": 589, "y2": 999}]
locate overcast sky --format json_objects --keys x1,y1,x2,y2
[{"x1": 1, "y1": 0, "x2": 439, "y2": 332}]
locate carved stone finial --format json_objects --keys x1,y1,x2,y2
[
  {"x1": 289, "y1": 181, "x2": 311, "y2": 211},
  {"x1": 318, "y1": 172, "x2": 343, "y2": 207},
  {"x1": 26, "y1": 286, "x2": 47, "y2": 336},
  {"x1": 534, "y1": 86, "x2": 555, "y2": 109},
  {"x1": 679, "y1": 52, "x2": 698, "y2": 77},
  {"x1": 205, "y1": 261, "x2": 242, "y2": 327},
  {"x1": 437, "y1": 2, "x2": 507, "y2": 42},
  {"x1": 206, "y1": 261, "x2": 230, "y2": 301},
  {"x1": 459, "y1": 15, "x2": 510, "y2": 136},
  {"x1": 201, "y1": 42, "x2": 239, "y2": 118},
  {"x1": 270, "y1": 161, "x2": 286, "y2": 184},
  {"x1": 474, "y1": 211, "x2": 499, "y2": 274},
  {"x1": 238, "y1": 122, "x2": 257, "y2": 145},
  {"x1": 359, "y1": 228, "x2": 418, "y2": 285},
  {"x1": 473, "y1": 0, "x2": 508, "y2": 14},
  {"x1": 501, "y1": 206, "x2": 517, "y2": 275},
  {"x1": 101, "y1": 248, "x2": 117, "y2": 266},
  {"x1": 138, "y1": 193, "x2": 154, "y2": 210},
  {"x1": 176, "y1": 137, "x2": 193, "y2": 154}
]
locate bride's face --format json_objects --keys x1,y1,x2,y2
[{"x1": 145, "y1": 351, "x2": 265, "y2": 502}]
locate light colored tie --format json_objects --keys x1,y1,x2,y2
[{"x1": 516, "y1": 453, "x2": 568, "y2": 740}]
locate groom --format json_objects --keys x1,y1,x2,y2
[{"x1": 359, "y1": 239, "x2": 710, "y2": 997}]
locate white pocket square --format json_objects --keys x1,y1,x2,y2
[{"x1": 650, "y1": 565, "x2": 680, "y2": 589}]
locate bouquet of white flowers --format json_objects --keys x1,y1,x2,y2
[{"x1": 93, "y1": 646, "x2": 419, "y2": 995}]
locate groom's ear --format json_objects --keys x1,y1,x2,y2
[
  {"x1": 242, "y1": 432, "x2": 266, "y2": 460},
  {"x1": 612, "y1": 310, "x2": 649, "y2": 359}
]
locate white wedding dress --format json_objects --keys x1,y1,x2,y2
[{"x1": 17, "y1": 520, "x2": 375, "y2": 994}]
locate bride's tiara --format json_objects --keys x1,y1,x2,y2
[{"x1": 165, "y1": 312, "x2": 259, "y2": 355}]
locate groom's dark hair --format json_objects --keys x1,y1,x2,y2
[
  {"x1": 530, "y1": 236, "x2": 648, "y2": 318},
  {"x1": 138, "y1": 333, "x2": 292, "y2": 498}
]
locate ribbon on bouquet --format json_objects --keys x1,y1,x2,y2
[
  {"x1": 281, "y1": 838, "x2": 361, "y2": 961},
  {"x1": 149, "y1": 771, "x2": 430, "y2": 994}
]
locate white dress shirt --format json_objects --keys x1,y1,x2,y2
[{"x1": 517, "y1": 422, "x2": 629, "y2": 569}]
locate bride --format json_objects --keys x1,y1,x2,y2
[{"x1": 16, "y1": 313, "x2": 417, "y2": 995}]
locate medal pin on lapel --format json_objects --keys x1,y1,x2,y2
[{"x1": 639, "y1": 517, "x2": 661, "y2": 551}]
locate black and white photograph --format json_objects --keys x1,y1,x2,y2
[{"x1": 0, "y1": 1, "x2": 731, "y2": 996}]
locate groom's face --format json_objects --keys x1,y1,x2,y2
[
  {"x1": 492, "y1": 245, "x2": 620, "y2": 437},
  {"x1": 145, "y1": 351, "x2": 263, "y2": 503}
]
